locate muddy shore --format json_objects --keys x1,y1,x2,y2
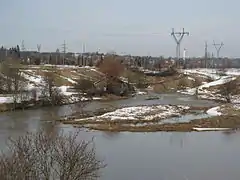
[
  {"x1": 71, "y1": 114, "x2": 240, "y2": 132},
  {"x1": 61, "y1": 105, "x2": 233, "y2": 132}
]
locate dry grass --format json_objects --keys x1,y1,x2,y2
[
  {"x1": 59, "y1": 70, "x2": 81, "y2": 80},
  {"x1": 58, "y1": 104, "x2": 240, "y2": 132},
  {"x1": 53, "y1": 75, "x2": 73, "y2": 86},
  {"x1": 73, "y1": 114, "x2": 240, "y2": 132},
  {"x1": 61, "y1": 106, "x2": 213, "y2": 133},
  {"x1": 208, "y1": 76, "x2": 240, "y2": 95},
  {"x1": 34, "y1": 69, "x2": 73, "y2": 86},
  {"x1": 220, "y1": 104, "x2": 240, "y2": 116},
  {"x1": 77, "y1": 68, "x2": 104, "y2": 81},
  {"x1": 0, "y1": 103, "x2": 10, "y2": 112},
  {"x1": 153, "y1": 75, "x2": 193, "y2": 93},
  {"x1": 152, "y1": 73, "x2": 211, "y2": 93}
]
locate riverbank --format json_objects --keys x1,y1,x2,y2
[
  {"x1": 70, "y1": 114, "x2": 240, "y2": 132},
  {"x1": 60, "y1": 104, "x2": 214, "y2": 131},
  {"x1": 0, "y1": 94, "x2": 131, "y2": 113},
  {"x1": 59, "y1": 100, "x2": 240, "y2": 132}
]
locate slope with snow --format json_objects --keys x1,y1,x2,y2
[{"x1": 0, "y1": 66, "x2": 106, "y2": 105}]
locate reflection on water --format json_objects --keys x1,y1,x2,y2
[
  {"x1": 0, "y1": 113, "x2": 239, "y2": 180},
  {"x1": 101, "y1": 132, "x2": 121, "y2": 140},
  {"x1": 162, "y1": 112, "x2": 212, "y2": 124},
  {"x1": 0, "y1": 94, "x2": 237, "y2": 180},
  {"x1": 169, "y1": 132, "x2": 188, "y2": 148},
  {"x1": 95, "y1": 132, "x2": 240, "y2": 180}
]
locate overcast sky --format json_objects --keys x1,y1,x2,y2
[{"x1": 0, "y1": 0, "x2": 239, "y2": 57}]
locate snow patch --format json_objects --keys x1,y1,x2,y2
[
  {"x1": 75, "y1": 105, "x2": 190, "y2": 122},
  {"x1": 193, "y1": 127, "x2": 230, "y2": 131},
  {"x1": 187, "y1": 77, "x2": 195, "y2": 81},
  {"x1": 58, "y1": 75, "x2": 77, "y2": 84},
  {"x1": 206, "y1": 106, "x2": 222, "y2": 116}
]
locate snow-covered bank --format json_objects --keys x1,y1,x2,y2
[
  {"x1": 0, "y1": 65, "x2": 106, "y2": 105},
  {"x1": 183, "y1": 69, "x2": 221, "y2": 80},
  {"x1": 74, "y1": 105, "x2": 190, "y2": 122},
  {"x1": 178, "y1": 68, "x2": 240, "y2": 105},
  {"x1": 183, "y1": 68, "x2": 240, "y2": 78},
  {"x1": 179, "y1": 75, "x2": 236, "y2": 96}
]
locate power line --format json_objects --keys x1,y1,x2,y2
[
  {"x1": 100, "y1": 32, "x2": 162, "y2": 37},
  {"x1": 171, "y1": 28, "x2": 189, "y2": 61}
]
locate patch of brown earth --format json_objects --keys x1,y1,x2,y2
[
  {"x1": 61, "y1": 105, "x2": 213, "y2": 132},
  {"x1": 80, "y1": 115, "x2": 240, "y2": 132},
  {"x1": 76, "y1": 68, "x2": 104, "y2": 80},
  {"x1": 152, "y1": 74, "x2": 203, "y2": 93}
]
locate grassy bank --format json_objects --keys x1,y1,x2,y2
[
  {"x1": 73, "y1": 114, "x2": 240, "y2": 132},
  {"x1": 60, "y1": 105, "x2": 215, "y2": 132}
]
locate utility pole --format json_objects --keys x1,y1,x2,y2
[
  {"x1": 171, "y1": 28, "x2": 189, "y2": 63},
  {"x1": 204, "y1": 41, "x2": 208, "y2": 68},
  {"x1": 211, "y1": 52, "x2": 214, "y2": 70},
  {"x1": 183, "y1": 48, "x2": 187, "y2": 68},
  {"x1": 61, "y1": 40, "x2": 67, "y2": 65},
  {"x1": 82, "y1": 43, "x2": 86, "y2": 66}
]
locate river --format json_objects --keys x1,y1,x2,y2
[{"x1": 0, "y1": 93, "x2": 239, "y2": 180}]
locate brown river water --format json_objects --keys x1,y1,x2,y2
[{"x1": 0, "y1": 93, "x2": 239, "y2": 180}]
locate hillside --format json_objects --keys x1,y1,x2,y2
[{"x1": 0, "y1": 64, "x2": 105, "y2": 105}]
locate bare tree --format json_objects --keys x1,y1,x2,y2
[
  {"x1": 0, "y1": 129, "x2": 105, "y2": 180},
  {"x1": 98, "y1": 56, "x2": 126, "y2": 95},
  {"x1": 72, "y1": 79, "x2": 95, "y2": 117},
  {"x1": 74, "y1": 79, "x2": 95, "y2": 97},
  {"x1": 219, "y1": 80, "x2": 238, "y2": 103},
  {"x1": 126, "y1": 71, "x2": 147, "y2": 88},
  {"x1": 98, "y1": 55, "x2": 124, "y2": 79},
  {"x1": 41, "y1": 68, "x2": 64, "y2": 106},
  {"x1": 0, "y1": 58, "x2": 15, "y2": 92},
  {"x1": 177, "y1": 78, "x2": 188, "y2": 90},
  {"x1": 0, "y1": 58, "x2": 27, "y2": 109}
]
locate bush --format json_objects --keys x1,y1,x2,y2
[
  {"x1": 75, "y1": 79, "x2": 95, "y2": 93},
  {"x1": 0, "y1": 129, "x2": 105, "y2": 180},
  {"x1": 177, "y1": 78, "x2": 188, "y2": 90},
  {"x1": 126, "y1": 71, "x2": 148, "y2": 88},
  {"x1": 98, "y1": 56, "x2": 124, "y2": 79},
  {"x1": 219, "y1": 80, "x2": 238, "y2": 103}
]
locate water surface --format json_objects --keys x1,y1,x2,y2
[{"x1": 0, "y1": 94, "x2": 237, "y2": 180}]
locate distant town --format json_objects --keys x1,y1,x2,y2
[{"x1": 0, "y1": 45, "x2": 240, "y2": 69}]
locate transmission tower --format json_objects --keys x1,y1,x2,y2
[
  {"x1": 61, "y1": 40, "x2": 67, "y2": 65},
  {"x1": 213, "y1": 41, "x2": 224, "y2": 59},
  {"x1": 37, "y1": 44, "x2": 41, "y2": 52},
  {"x1": 21, "y1": 40, "x2": 26, "y2": 51},
  {"x1": 171, "y1": 28, "x2": 189, "y2": 61},
  {"x1": 82, "y1": 43, "x2": 86, "y2": 53},
  {"x1": 213, "y1": 41, "x2": 224, "y2": 69}
]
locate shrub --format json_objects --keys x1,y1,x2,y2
[{"x1": 0, "y1": 129, "x2": 105, "y2": 180}]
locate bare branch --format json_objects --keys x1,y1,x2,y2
[{"x1": 0, "y1": 129, "x2": 105, "y2": 180}]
